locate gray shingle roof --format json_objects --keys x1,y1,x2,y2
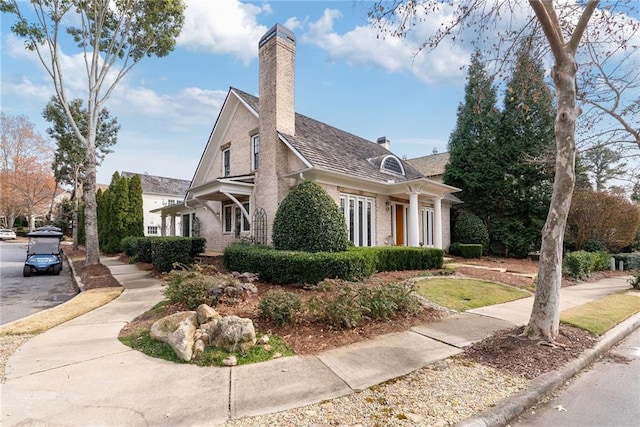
[
  {"x1": 232, "y1": 88, "x2": 425, "y2": 183},
  {"x1": 121, "y1": 172, "x2": 191, "y2": 196},
  {"x1": 406, "y1": 152, "x2": 450, "y2": 178}
]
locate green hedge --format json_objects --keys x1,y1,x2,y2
[
  {"x1": 459, "y1": 244, "x2": 483, "y2": 259},
  {"x1": 151, "y1": 237, "x2": 193, "y2": 273},
  {"x1": 137, "y1": 237, "x2": 155, "y2": 263},
  {"x1": 224, "y1": 244, "x2": 443, "y2": 285},
  {"x1": 612, "y1": 253, "x2": 640, "y2": 271},
  {"x1": 120, "y1": 236, "x2": 146, "y2": 257},
  {"x1": 224, "y1": 243, "x2": 376, "y2": 285},
  {"x1": 190, "y1": 237, "x2": 207, "y2": 258},
  {"x1": 563, "y1": 250, "x2": 612, "y2": 280},
  {"x1": 351, "y1": 246, "x2": 443, "y2": 271}
]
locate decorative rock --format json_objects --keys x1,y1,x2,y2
[
  {"x1": 222, "y1": 355, "x2": 237, "y2": 366},
  {"x1": 150, "y1": 311, "x2": 198, "y2": 361},
  {"x1": 211, "y1": 315, "x2": 256, "y2": 352},
  {"x1": 257, "y1": 335, "x2": 270, "y2": 344},
  {"x1": 194, "y1": 339, "x2": 206, "y2": 355},
  {"x1": 263, "y1": 344, "x2": 272, "y2": 352},
  {"x1": 272, "y1": 352, "x2": 282, "y2": 359},
  {"x1": 196, "y1": 304, "x2": 221, "y2": 325},
  {"x1": 405, "y1": 413, "x2": 424, "y2": 424}
]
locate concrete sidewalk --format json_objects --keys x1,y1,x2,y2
[{"x1": 1, "y1": 257, "x2": 637, "y2": 426}]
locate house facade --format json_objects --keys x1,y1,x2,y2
[
  {"x1": 156, "y1": 24, "x2": 460, "y2": 253},
  {"x1": 121, "y1": 172, "x2": 191, "y2": 237}
]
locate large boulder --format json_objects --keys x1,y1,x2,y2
[
  {"x1": 211, "y1": 315, "x2": 256, "y2": 352},
  {"x1": 150, "y1": 311, "x2": 198, "y2": 361},
  {"x1": 196, "y1": 304, "x2": 221, "y2": 325}
]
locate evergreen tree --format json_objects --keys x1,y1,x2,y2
[
  {"x1": 443, "y1": 50, "x2": 501, "y2": 230},
  {"x1": 104, "y1": 172, "x2": 130, "y2": 253},
  {"x1": 127, "y1": 174, "x2": 144, "y2": 237},
  {"x1": 492, "y1": 41, "x2": 556, "y2": 257},
  {"x1": 96, "y1": 188, "x2": 109, "y2": 250}
]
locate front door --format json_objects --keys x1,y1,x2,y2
[{"x1": 393, "y1": 204, "x2": 408, "y2": 246}]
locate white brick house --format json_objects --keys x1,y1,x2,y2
[{"x1": 156, "y1": 24, "x2": 460, "y2": 253}]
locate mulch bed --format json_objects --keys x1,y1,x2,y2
[{"x1": 463, "y1": 325, "x2": 597, "y2": 379}]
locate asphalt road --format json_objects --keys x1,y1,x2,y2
[
  {"x1": 0, "y1": 240, "x2": 78, "y2": 325},
  {"x1": 514, "y1": 327, "x2": 640, "y2": 427}
]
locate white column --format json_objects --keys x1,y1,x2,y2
[
  {"x1": 408, "y1": 192, "x2": 420, "y2": 247},
  {"x1": 160, "y1": 215, "x2": 167, "y2": 236},
  {"x1": 434, "y1": 197, "x2": 443, "y2": 249},
  {"x1": 170, "y1": 215, "x2": 177, "y2": 236}
]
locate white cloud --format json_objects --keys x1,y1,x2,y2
[
  {"x1": 301, "y1": 8, "x2": 470, "y2": 85},
  {"x1": 177, "y1": 0, "x2": 271, "y2": 64}
]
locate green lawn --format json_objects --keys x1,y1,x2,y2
[
  {"x1": 414, "y1": 278, "x2": 531, "y2": 312},
  {"x1": 561, "y1": 292, "x2": 640, "y2": 336}
]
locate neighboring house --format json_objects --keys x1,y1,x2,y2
[
  {"x1": 121, "y1": 172, "x2": 191, "y2": 237},
  {"x1": 155, "y1": 24, "x2": 460, "y2": 253},
  {"x1": 406, "y1": 152, "x2": 451, "y2": 183}
]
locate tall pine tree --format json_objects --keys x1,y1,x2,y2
[
  {"x1": 492, "y1": 41, "x2": 556, "y2": 257},
  {"x1": 443, "y1": 50, "x2": 501, "y2": 229}
]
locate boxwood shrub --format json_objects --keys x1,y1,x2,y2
[
  {"x1": 224, "y1": 243, "x2": 443, "y2": 285},
  {"x1": 120, "y1": 236, "x2": 145, "y2": 257},
  {"x1": 563, "y1": 250, "x2": 612, "y2": 280},
  {"x1": 151, "y1": 237, "x2": 192, "y2": 273},
  {"x1": 351, "y1": 246, "x2": 443, "y2": 271},
  {"x1": 190, "y1": 237, "x2": 207, "y2": 258},
  {"x1": 137, "y1": 237, "x2": 155, "y2": 263},
  {"x1": 459, "y1": 244, "x2": 483, "y2": 259},
  {"x1": 224, "y1": 243, "x2": 376, "y2": 285}
]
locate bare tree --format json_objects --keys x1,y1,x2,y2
[
  {"x1": 1, "y1": 0, "x2": 185, "y2": 265},
  {"x1": 0, "y1": 113, "x2": 52, "y2": 229},
  {"x1": 370, "y1": 0, "x2": 636, "y2": 342}
]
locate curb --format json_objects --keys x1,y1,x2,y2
[
  {"x1": 64, "y1": 252, "x2": 85, "y2": 293},
  {"x1": 455, "y1": 312, "x2": 640, "y2": 427}
]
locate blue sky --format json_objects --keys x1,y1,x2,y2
[{"x1": 1, "y1": 0, "x2": 638, "y2": 187}]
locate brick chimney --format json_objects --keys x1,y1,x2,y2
[{"x1": 255, "y1": 24, "x2": 296, "y2": 243}]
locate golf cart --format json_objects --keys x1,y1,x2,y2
[{"x1": 23, "y1": 226, "x2": 64, "y2": 277}]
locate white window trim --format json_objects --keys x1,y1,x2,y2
[
  {"x1": 380, "y1": 155, "x2": 405, "y2": 176},
  {"x1": 222, "y1": 148, "x2": 231, "y2": 177},
  {"x1": 339, "y1": 194, "x2": 375, "y2": 247},
  {"x1": 223, "y1": 202, "x2": 251, "y2": 234},
  {"x1": 251, "y1": 134, "x2": 259, "y2": 171}
]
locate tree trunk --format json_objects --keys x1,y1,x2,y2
[
  {"x1": 525, "y1": 56, "x2": 579, "y2": 341},
  {"x1": 83, "y1": 137, "x2": 100, "y2": 265},
  {"x1": 72, "y1": 169, "x2": 79, "y2": 251}
]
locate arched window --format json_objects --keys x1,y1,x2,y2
[{"x1": 381, "y1": 156, "x2": 405, "y2": 176}]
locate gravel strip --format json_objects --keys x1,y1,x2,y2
[
  {"x1": 226, "y1": 358, "x2": 528, "y2": 427},
  {"x1": 0, "y1": 334, "x2": 33, "y2": 383}
]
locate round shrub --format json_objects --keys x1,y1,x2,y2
[
  {"x1": 258, "y1": 289, "x2": 302, "y2": 325},
  {"x1": 164, "y1": 271, "x2": 222, "y2": 309},
  {"x1": 454, "y1": 213, "x2": 489, "y2": 254},
  {"x1": 272, "y1": 180, "x2": 349, "y2": 253}
]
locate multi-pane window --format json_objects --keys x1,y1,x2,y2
[
  {"x1": 147, "y1": 226, "x2": 158, "y2": 235},
  {"x1": 381, "y1": 156, "x2": 404, "y2": 175},
  {"x1": 167, "y1": 199, "x2": 178, "y2": 206},
  {"x1": 222, "y1": 148, "x2": 230, "y2": 177},
  {"x1": 252, "y1": 134, "x2": 260, "y2": 170},
  {"x1": 339, "y1": 194, "x2": 374, "y2": 247},
  {"x1": 223, "y1": 202, "x2": 251, "y2": 234}
]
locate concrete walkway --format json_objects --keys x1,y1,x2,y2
[{"x1": 0, "y1": 257, "x2": 636, "y2": 426}]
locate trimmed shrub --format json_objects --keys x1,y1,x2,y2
[
  {"x1": 258, "y1": 289, "x2": 302, "y2": 325},
  {"x1": 454, "y1": 213, "x2": 489, "y2": 253},
  {"x1": 359, "y1": 282, "x2": 421, "y2": 320},
  {"x1": 121, "y1": 236, "x2": 145, "y2": 257},
  {"x1": 272, "y1": 180, "x2": 349, "y2": 253},
  {"x1": 459, "y1": 244, "x2": 483, "y2": 259},
  {"x1": 137, "y1": 237, "x2": 154, "y2": 263},
  {"x1": 352, "y1": 246, "x2": 444, "y2": 272},
  {"x1": 151, "y1": 237, "x2": 192, "y2": 273},
  {"x1": 190, "y1": 237, "x2": 207, "y2": 259},
  {"x1": 583, "y1": 238, "x2": 606, "y2": 253},
  {"x1": 224, "y1": 243, "x2": 376, "y2": 285},
  {"x1": 591, "y1": 251, "x2": 611, "y2": 272},
  {"x1": 448, "y1": 242, "x2": 461, "y2": 256}
]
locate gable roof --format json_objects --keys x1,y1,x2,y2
[
  {"x1": 231, "y1": 88, "x2": 425, "y2": 183},
  {"x1": 121, "y1": 172, "x2": 191, "y2": 196},
  {"x1": 406, "y1": 152, "x2": 450, "y2": 178}
]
